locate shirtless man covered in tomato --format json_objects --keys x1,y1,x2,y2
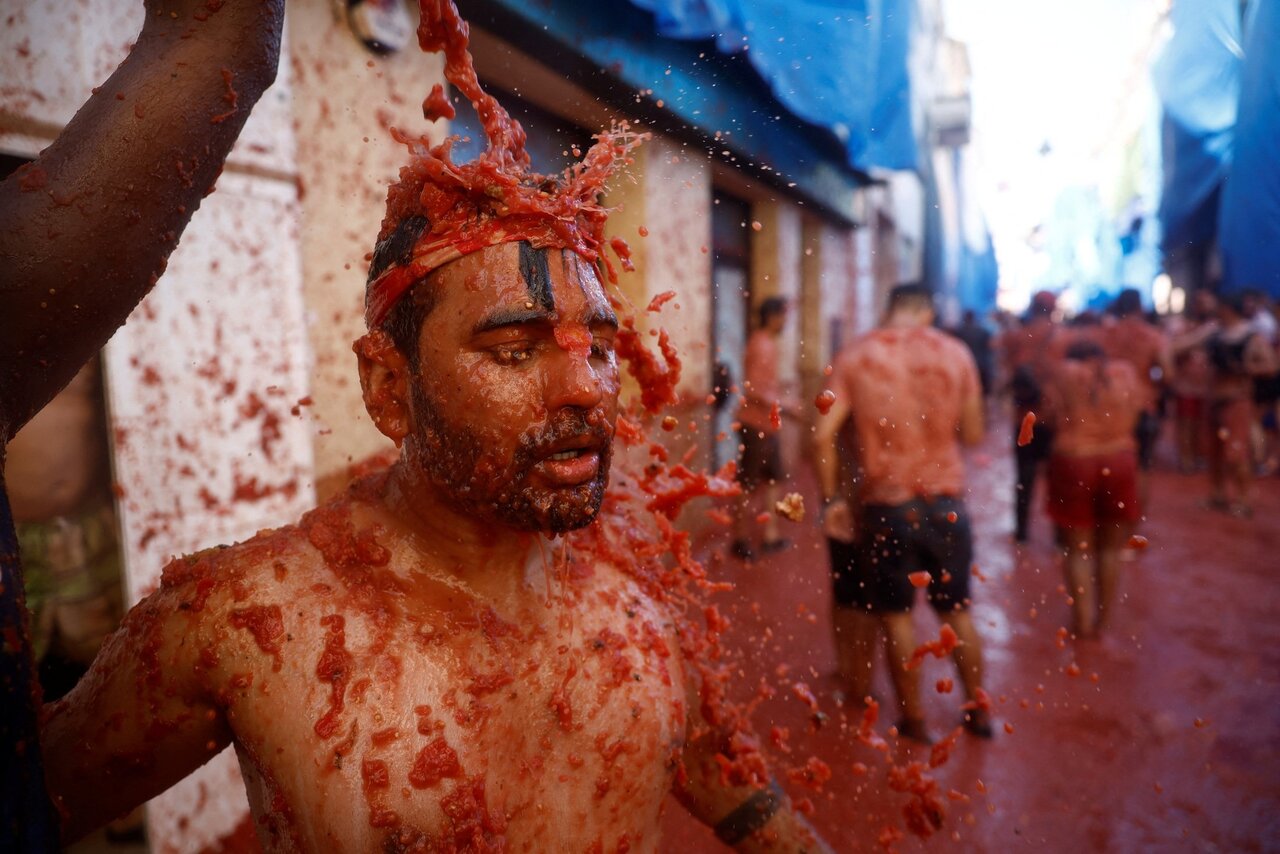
[{"x1": 39, "y1": 2, "x2": 831, "y2": 851}]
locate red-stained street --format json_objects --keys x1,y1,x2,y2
[{"x1": 663, "y1": 418, "x2": 1279, "y2": 852}]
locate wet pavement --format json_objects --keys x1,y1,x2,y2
[{"x1": 662, "y1": 419, "x2": 1280, "y2": 851}]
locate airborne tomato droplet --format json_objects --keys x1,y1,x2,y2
[
  {"x1": 1017, "y1": 411, "x2": 1037, "y2": 447},
  {"x1": 646, "y1": 290, "x2": 677, "y2": 312},
  {"x1": 553, "y1": 323, "x2": 592, "y2": 357},
  {"x1": 908, "y1": 571, "x2": 931, "y2": 588},
  {"x1": 815, "y1": 389, "x2": 836, "y2": 415}
]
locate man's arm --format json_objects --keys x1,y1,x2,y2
[
  {"x1": 674, "y1": 676, "x2": 834, "y2": 852},
  {"x1": 0, "y1": 0, "x2": 285, "y2": 441},
  {"x1": 41, "y1": 578, "x2": 230, "y2": 843},
  {"x1": 812, "y1": 368, "x2": 854, "y2": 543},
  {"x1": 958, "y1": 352, "x2": 984, "y2": 447}
]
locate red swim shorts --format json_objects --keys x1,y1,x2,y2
[
  {"x1": 1046, "y1": 450, "x2": 1141, "y2": 531},
  {"x1": 1174, "y1": 395, "x2": 1204, "y2": 420}
]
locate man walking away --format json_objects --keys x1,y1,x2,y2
[
  {"x1": 815, "y1": 284, "x2": 991, "y2": 744},
  {"x1": 1042, "y1": 341, "x2": 1142, "y2": 637}
]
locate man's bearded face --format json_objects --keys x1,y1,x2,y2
[{"x1": 404, "y1": 242, "x2": 620, "y2": 533}]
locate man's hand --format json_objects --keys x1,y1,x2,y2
[{"x1": 821, "y1": 497, "x2": 854, "y2": 543}]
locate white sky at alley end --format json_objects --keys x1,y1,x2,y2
[{"x1": 942, "y1": 0, "x2": 1166, "y2": 312}]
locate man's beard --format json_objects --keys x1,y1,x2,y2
[{"x1": 407, "y1": 386, "x2": 613, "y2": 533}]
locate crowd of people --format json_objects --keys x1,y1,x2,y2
[
  {"x1": 992, "y1": 286, "x2": 1279, "y2": 526},
  {"x1": 726, "y1": 280, "x2": 1278, "y2": 743}
]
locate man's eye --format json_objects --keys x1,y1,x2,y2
[
  {"x1": 494, "y1": 345, "x2": 535, "y2": 364},
  {"x1": 591, "y1": 338, "x2": 615, "y2": 359}
]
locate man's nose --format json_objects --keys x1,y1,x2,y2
[{"x1": 545, "y1": 349, "x2": 606, "y2": 411}]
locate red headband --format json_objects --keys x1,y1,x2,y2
[{"x1": 364, "y1": 214, "x2": 591, "y2": 328}]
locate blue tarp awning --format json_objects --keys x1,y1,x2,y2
[
  {"x1": 1151, "y1": 0, "x2": 1241, "y2": 256},
  {"x1": 1153, "y1": 0, "x2": 1280, "y2": 297},
  {"x1": 627, "y1": 0, "x2": 918, "y2": 172},
  {"x1": 1218, "y1": 0, "x2": 1280, "y2": 296}
]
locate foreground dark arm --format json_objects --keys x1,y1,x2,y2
[
  {"x1": 0, "y1": 0, "x2": 285, "y2": 442},
  {"x1": 0, "y1": 3, "x2": 283, "y2": 847}
]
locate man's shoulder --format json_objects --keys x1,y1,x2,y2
[
  {"x1": 154, "y1": 486, "x2": 386, "y2": 610},
  {"x1": 834, "y1": 334, "x2": 889, "y2": 377},
  {"x1": 924, "y1": 328, "x2": 978, "y2": 368},
  {"x1": 156, "y1": 518, "x2": 317, "y2": 605}
]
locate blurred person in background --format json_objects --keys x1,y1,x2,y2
[
  {"x1": 4, "y1": 359, "x2": 143, "y2": 844},
  {"x1": 1041, "y1": 340, "x2": 1142, "y2": 638},
  {"x1": 815, "y1": 284, "x2": 991, "y2": 744},
  {"x1": 5, "y1": 360, "x2": 123, "y2": 701},
  {"x1": 1103, "y1": 289, "x2": 1172, "y2": 496},
  {"x1": 731, "y1": 297, "x2": 796, "y2": 560},
  {"x1": 999, "y1": 291, "x2": 1062, "y2": 543},
  {"x1": 1170, "y1": 290, "x2": 1219, "y2": 473},
  {"x1": 1241, "y1": 289, "x2": 1280, "y2": 474},
  {"x1": 1203, "y1": 294, "x2": 1278, "y2": 516},
  {"x1": 1242, "y1": 288, "x2": 1278, "y2": 343},
  {"x1": 951, "y1": 309, "x2": 995, "y2": 397}
]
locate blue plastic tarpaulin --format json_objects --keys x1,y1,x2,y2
[
  {"x1": 627, "y1": 0, "x2": 918, "y2": 171},
  {"x1": 1151, "y1": 0, "x2": 1242, "y2": 255},
  {"x1": 1218, "y1": 0, "x2": 1280, "y2": 296}
]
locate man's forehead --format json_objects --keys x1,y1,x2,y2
[{"x1": 431, "y1": 242, "x2": 608, "y2": 312}]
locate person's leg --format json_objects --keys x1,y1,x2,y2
[
  {"x1": 1224, "y1": 399, "x2": 1256, "y2": 513},
  {"x1": 1206, "y1": 404, "x2": 1229, "y2": 506},
  {"x1": 924, "y1": 500, "x2": 991, "y2": 736},
  {"x1": 732, "y1": 485, "x2": 758, "y2": 554},
  {"x1": 1062, "y1": 528, "x2": 1097, "y2": 637},
  {"x1": 864, "y1": 505, "x2": 926, "y2": 736},
  {"x1": 832, "y1": 606, "x2": 877, "y2": 701},
  {"x1": 1095, "y1": 525, "x2": 1129, "y2": 635},
  {"x1": 881, "y1": 610, "x2": 922, "y2": 723},
  {"x1": 828, "y1": 536, "x2": 876, "y2": 700},
  {"x1": 1135, "y1": 411, "x2": 1157, "y2": 508},
  {"x1": 1175, "y1": 401, "x2": 1195, "y2": 472},
  {"x1": 731, "y1": 429, "x2": 760, "y2": 557},
  {"x1": 760, "y1": 435, "x2": 787, "y2": 548},
  {"x1": 760, "y1": 481, "x2": 782, "y2": 545},
  {"x1": 939, "y1": 609, "x2": 984, "y2": 701},
  {"x1": 1014, "y1": 439, "x2": 1035, "y2": 541},
  {"x1": 1228, "y1": 459, "x2": 1253, "y2": 513}
]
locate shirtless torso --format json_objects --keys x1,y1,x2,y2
[
  {"x1": 1046, "y1": 359, "x2": 1142, "y2": 457},
  {"x1": 44, "y1": 478, "x2": 688, "y2": 852}
]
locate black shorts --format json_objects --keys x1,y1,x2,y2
[
  {"x1": 827, "y1": 537, "x2": 871, "y2": 610},
  {"x1": 859, "y1": 498, "x2": 973, "y2": 614},
  {"x1": 736, "y1": 427, "x2": 784, "y2": 490}
]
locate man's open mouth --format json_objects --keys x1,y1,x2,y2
[
  {"x1": 546, "y1": 449, "x2": 589, "y2": 461},
  {"x1": 533, "y1": 438, "x2": 606, "y2": 486}
]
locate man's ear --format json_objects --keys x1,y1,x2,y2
[{"x1": 354, "y1": 329, "x2": 412, "y2": 446}]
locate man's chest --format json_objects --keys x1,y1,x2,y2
[{"x1": 221, "y1": 582, "x2": 687, "y2": 851}]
